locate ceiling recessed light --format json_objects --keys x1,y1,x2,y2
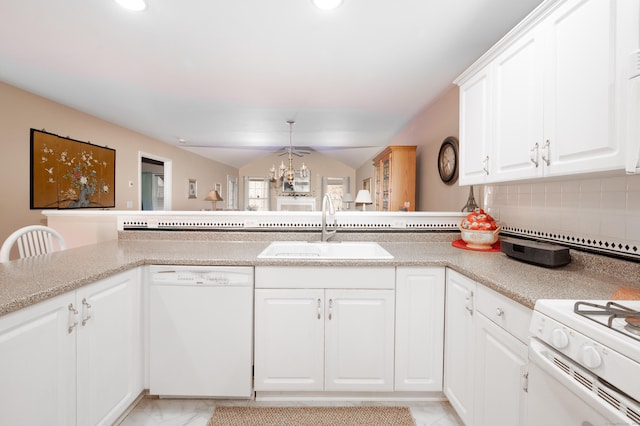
[
  {"x1": 312, "y1": 0, "x2": 343, "y2": 11},
  {"x1": 114, "y1": 0, "x2": 147, "y2": 12}
]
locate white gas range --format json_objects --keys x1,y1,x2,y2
[{"x1": 529, "y1": 299, "x2": 640, "y2": 425}]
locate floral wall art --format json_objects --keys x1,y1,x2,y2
[{"x1": 30, "y1": 129, "x2": 115, "y2": 209}]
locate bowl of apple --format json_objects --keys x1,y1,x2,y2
[{"x1": 459, "y1": 208, "x2": 501, "y2": 249}]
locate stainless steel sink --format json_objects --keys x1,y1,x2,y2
[{"x1": 257, "y1": 241, "x2": 393, "y2": 259}]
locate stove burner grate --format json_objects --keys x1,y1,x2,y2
[{"x1": 574, "y1": 301, "x2": 640, "y2": 342}]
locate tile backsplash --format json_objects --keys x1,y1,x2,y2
[{"x1": 484, "y1": 174, "x2": 640, "y2": 258}]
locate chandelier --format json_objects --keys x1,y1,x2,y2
[{"x1": 269, "y1": 120, "x2": 308, "y2": 183}]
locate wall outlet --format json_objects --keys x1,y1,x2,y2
[{"x1": 126, "y1": 201, "x2": 133, "y2": 209}]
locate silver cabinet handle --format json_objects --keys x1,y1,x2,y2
[
  {"x1": 464, "y1": 291, "x2": 474, "y2": 315},
  {"x1": 530, "y1": 142, "x2": 539, "y2": 167},
  {"x1": 328, "y1": 299, "x2": 333, "y2": 320},
  {"x1": 496, "y1": 307, "x2": 504, "y2": 317},
  {"x1": 317, "y1": 298, "x2": 322, "y2": 320},
  {"x1": 81, "y1": 298, "x2": 92, "y2": 326},
  {"x1": 68, "y1": 303, "x2": 79, "y2": 334},
  {"x1": 482, "y1": 156, "x2": 490, "y2": 175},
  {"x1": 541, "y1": 139, "x2": 550, "y2": 166},
  {"x1": 522, "y1": 371, "x2": 529, "y2": 392}
]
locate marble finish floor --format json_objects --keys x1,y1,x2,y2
[{"x1": 118, "y1": 398, "x2": 464, "y2": 426}]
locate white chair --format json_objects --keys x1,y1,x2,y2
[{"x1": 0, "y1": 225, "x2": 67, "y2": 262}]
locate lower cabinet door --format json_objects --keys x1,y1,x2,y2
[
  {"x1": 76, "y1": 269, "x2": 142, "y2": 426},
  {"x1": 254, "y1": 289, "x2": 325, "y2": 391},
  {"x1": 324, "y1": 289, "x2": 395, "y2": 392},
  {"x1": 474, "y1": 312, "x2": 528, "y2": 426},
  {"x1": 0, "y1": 293, "x2": 76, "y2": 426},
  {"x1": 444, "y1": 269, "x2": 476, "y2": 425},
  {"x1": 395, "y1": 267, "x2": 445, "y2": 391}
]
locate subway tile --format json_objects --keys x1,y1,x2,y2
[
  {"x1": 601, "y1": 191, "x2": 627, "y2": 211},
  {"x1": 601, "y1": 213, "x2": 626, "y2": 240},
  {"x1": 579, "y1": 192, "x2": 601, "y2": 209},
  {"x1": 561, "y1": 191, "x2": 580, "y2": 209},
  {"x1": 627, "y1": 174, "x2": 640, "y2": 191},
  {"x1": 546, "y1": 191, "x2": 562, "y2": 208},
  {"x1": 577, "y1": 211, "x2": 601, "y2": 235},
  {"x1": 580, "y1": 178, "x2": 602, "y2": 193},
  {"x1": 601, "y1": 176, "x2": 628, "y2": 192}
]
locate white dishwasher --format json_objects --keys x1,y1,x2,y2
[{"x1": 149, "y1": 265, "x2": 253, "y2": 398}]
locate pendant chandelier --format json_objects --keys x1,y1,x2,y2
[{"x1": 269, "y1": 120, "x2": 308, "y2": 183}]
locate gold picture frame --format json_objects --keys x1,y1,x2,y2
[{"x1": 30, "y1": 129, "x2": 116, "y2": 209}]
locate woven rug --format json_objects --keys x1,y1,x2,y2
[{"x1": 207, "y1": 406, "x2": 416, "y2": 426}]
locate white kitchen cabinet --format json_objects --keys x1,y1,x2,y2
[
  {"x1": 541, "y1": 0, "x2": 624, "y2": 177},
  {"x1": 445, "y1": 269, "x2": 532, "y2": 426},
  {"x1": 474, "y1": 312, "x2": 528, "y2": 426},
  {"x1": 459, "y1": 65, "x2": 492, "y2": 185},
  {"x1": 473, "y1": 284, "x2": 531, "y2": 426},
  {"x1": 324, "y1": 289, "x2": 395, "y2": 391},
  {"x1": 254, "y1": 287, "x2": 395, "y2": 392},
  {"x1": 0, "y1": 269, "x2": 142, "y2": 426},
  {"x1": 492, "y1": 25, "x2": 544, "y2": 182},
  {"x1": 457, "y1": 0, "x2": 634, "y2": 185},
  {"x1": 443, "y1": 269, "x2": 476, "y2": 426},
  {"x1": 76, "y1": 269, "x2": 143, "y2": 426},
  {"x1": 0, "y1": 293, "x2": 76, "y2": 426},
  {"x1": 395, "y1": 267, "x2": 445, "y2": 392},
  {"x1": 254, "y1": 288, "x2": 325, "y2": 391},
  {"x1": 254, "y1": 266, "x2": 396, "y2": 394}
]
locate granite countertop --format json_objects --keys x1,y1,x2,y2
[{"x1": 0, "y1": 237, "x2": 638, "y2": 317}]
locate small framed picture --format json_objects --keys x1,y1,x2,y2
[{"x1": 188, "y1": 179, "x2": 197, "y2": 199}]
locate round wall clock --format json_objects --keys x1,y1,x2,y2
[{"x1": 437, "y1": 136, "x2": 459, "y2": 184}]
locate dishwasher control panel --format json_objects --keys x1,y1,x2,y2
[{"x1": 150, "y1": 266, "x2": 253, "y2": 286}]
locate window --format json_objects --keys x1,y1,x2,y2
[
  {"x1": 244, "y1": 177, "x2": 270, "y2": 211},
  {"x1": 322, "y1": 177, "x2": 351, "y2": 210}
]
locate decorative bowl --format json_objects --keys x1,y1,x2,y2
[{"x1": 459, "y1": 226, "x2": 501, "y2": 249}]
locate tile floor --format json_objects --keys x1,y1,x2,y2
[{"x1": 118, "y1": 398, "x2": 464, "y2": 426}]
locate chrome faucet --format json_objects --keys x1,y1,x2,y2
[{"x1": 321, "y1": 193, "x2": 337, "y2": 242}]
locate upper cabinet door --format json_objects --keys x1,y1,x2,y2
[
  {"x1": 459, "y1": 65, "x2": 492, "y2": 185},
  {"x1": 492, "y1": 26, "x2": 544, "y2": 182},
  {"x1": 543, "y1": 0, "x2": 623, "y2": 176}
]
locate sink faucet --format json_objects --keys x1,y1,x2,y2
[{"x1": 321, "y1": 193, "x2": 337, "y2": 242}]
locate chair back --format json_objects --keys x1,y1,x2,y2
[{"x1": 0, "y1": 225, "x2": 67, "y2": 262}]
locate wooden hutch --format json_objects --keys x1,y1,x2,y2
[{"x1": 372, "y1": 145, "x2": 416, "y2": 211}]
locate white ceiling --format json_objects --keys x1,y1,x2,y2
[{"x1": 0, "y1": 0, "x2": 544, "y2": 169}]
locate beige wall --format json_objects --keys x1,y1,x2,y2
[
  {"x1": 357, "y1": 85, "x2": 473, "y2": 212},
  {"x1": 0, "y1": 82, "x2": 237, "y2": 244},
  {"x1": 239, "y1": 151, "x2": 356, "y2": 210}
]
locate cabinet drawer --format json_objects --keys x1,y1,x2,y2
[
  {"x1": 255, "y1": 266, "x2": 395, "y2": 289},
  {"x1": 475, "y1": 285, "x2": 531, "y2": 343}
]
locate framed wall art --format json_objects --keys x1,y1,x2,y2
[
  {"x1": 188, "y1": 179, "x2": 198, "y2": 199},
  {"x1": 30, "y1": 129, "x2": 116, "y2": 209}
]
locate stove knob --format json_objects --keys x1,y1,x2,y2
[
  {"x1": 551, "y1": 328, "x2": 569, "y2": 349},
  {"x1": 582, "y1": 346, "x2": 602, "y2": 369}
]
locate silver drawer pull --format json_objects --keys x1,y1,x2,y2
[
  {"x1": 317, "y1": 298, "x2": 321, "y2": 320},
  {"x1": 496, "y1": 307, "x2": 504, "y2": 317},
  {"x1": 81, "y1": 298, "x2": 92, "y2": 326},
  {"x1": 68, "y1": 303, "x2": 79, "y2": 334}
]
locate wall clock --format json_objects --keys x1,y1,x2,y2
[{"x1": 437, "y1": 136, "x2": 459, "y2": 184}]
